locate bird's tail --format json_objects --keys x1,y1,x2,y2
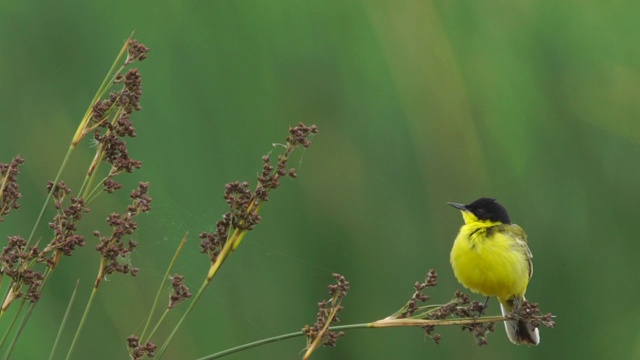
[{"x1": 499, "y1": 296, "x2": 540, "y2": 345}]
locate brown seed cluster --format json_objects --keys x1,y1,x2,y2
[
  {"x1": 94, "y1": 182, "x2": 152, "y2": 280},
  {"x1": 390, "y1": 271, "x2": 496, "y2": 345},
  {"x1": 93, "y1": 68, "x2": 143, "y2": 182},
  {"x1": 287, "y1": 123, "x2": 318, "y2": 148},
  {"x1": 224, "y1": 181, "x2": 261, "y2": 231},
  {"x1": 198, "y1": 218, "x2": 229, "y2": 264},
  {"x1": 255, "y1": 123, "x2": 318, "y2": 202},
  {"x1": 303, "y1": 273, "x2": 349, "y2": 348},
  {"x1": 199, "y1": 123, "x2": 318, "y2": 263},
  {"x1": 88, "y1": 39, "x2": 148, "y2": 193},
  {"x1": 125, "y1": 39, "x2": 150, "y2": 65},
  {"x1": 512, "y1": 300, "x2": 556, "y2": 329},
  {"x1": 419, "y1": 290, "x2": 495, "y2": 345},
  {"x1": 452, "y1": 292, "x2": 495, "y2": 346},
  {"x1": 46, "y1": 181, "x2": 89, "y2": 259},
  {"x1": 401, "y1": 269, "x2": 438, "y2": 318},
  {"x1": 168, "y1": 274, "x2": 192, "y2": 309},
  {"x1": 0, "y1": 159, "x2": 43, "y2": 304},
  {"x1": 0, "y1": 236, "x2": 44, "y2": 303},
  {"x1": 127, "y1": 335, "x2": 157, "y2": 360},
  {"x1": 462, "y1": 320, "x2": 496, "y2": 346},
  {"x1": 119, "y1": 68, "x2": 144, "y2": 113},
  {"x1": 0, "y1": 157, "x2": 25, "y2": 222}
]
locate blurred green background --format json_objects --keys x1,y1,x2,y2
[{"x1": 1, "y1": 1, "x2": 639, "y2": 359}]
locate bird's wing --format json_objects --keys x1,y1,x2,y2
[{"x1": 505, "y1": 224, "x2": 534, "y2": 280}]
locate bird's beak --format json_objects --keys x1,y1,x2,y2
[{"x1": 447, "y1": 202, "x2": 468, "y2": 211}]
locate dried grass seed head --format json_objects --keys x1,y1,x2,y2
[
  {"x1": 94, "y1": 182, "x2": 151, "y2": 277},
  {"x1": 168, "y1": 274, "x2": 192, "y2": 309},
  {"x1": 0, "y1": 157, "x2": 25, "y2": 222},
  {"x1": 127, "y1": 334, "x2": 157, "y2": 360},
  {"x1": 45, "y1": 184, "x2": 89, "y2": 257},
  {"x1": 126, "y1": 39, "x2": 150, "y2": 65},
  {"x1": 287, "y1": 123, "x2": 318, "y2": 148}
]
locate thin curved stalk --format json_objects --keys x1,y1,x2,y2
[
  {"x1": 141, "y1": 233, "x2": 188, "y2": 342},
  {"x1": 0, "y1": 300, "x2": 26, "y2": 359},
  {"x1": 155, "y1": 229, "x2": 246, "y2": 359},
  {"x1": 49, "y1": 280, "x2": 80, "y2": 360},
  {"x1": 65, "y1": 274, "x2": 101, "y2": 359},
  {"x1": 196, "y1": 316, "x2": 507, "y2": 360}
]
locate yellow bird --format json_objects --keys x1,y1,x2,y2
[{"x1": 448, "y1": 198, "x2": 539, "y2": 345}]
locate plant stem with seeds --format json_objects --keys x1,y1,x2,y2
[{"x1": 198, "y1": 316, "x2": 505, "y2": 360}]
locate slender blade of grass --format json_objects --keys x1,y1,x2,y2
[
  {"x1": 49, "y1": 280, "x2": 80, "y2": 360},
  {"x1": 65, "y1": 280, "x2": 100, "y2": 360},
  {"x1": 1, "y1": 300, "x2": 31, "y2": 360},
  {"x1": 140, "y1": 233, "x2": 188, "y2": 342},
  {"x1": 0, "y1": 299, "x2": 26, "y2": 357}
]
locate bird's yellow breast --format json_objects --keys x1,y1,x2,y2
[{"x1": 450, "y1": 223, "x2": 530, "y2": 302}]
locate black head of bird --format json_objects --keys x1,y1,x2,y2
[{"x1": 447, "y1": 198, "x2": 511, "y2": 224}]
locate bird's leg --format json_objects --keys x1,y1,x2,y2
[
  {"x1": 505, "y1": 296, "x2": 521, "y2": 320},
  {"x1": 466, "y1": 297, "x2": 490, "y2": 331},
  {"x1": 479, "y1": 296, "x2": 490, "y2": 316},
  {"x1": 511, "y1": 296, "x2": 521, "y2": 319}
]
